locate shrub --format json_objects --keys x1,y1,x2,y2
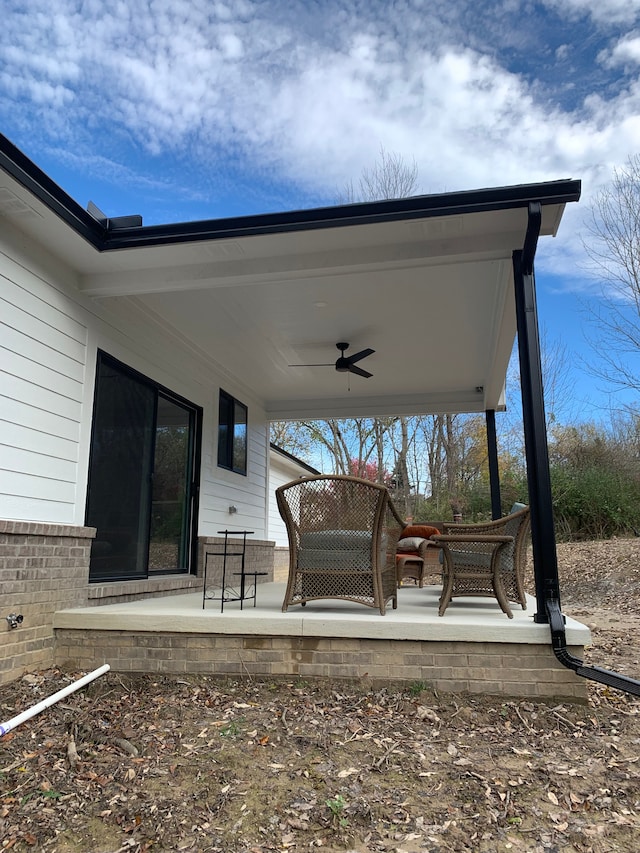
[{"x1": 551, "y1": 465, "x2": 640, "y2": 540}]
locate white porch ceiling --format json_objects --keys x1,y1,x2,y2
[{"x1": 0, "y1": 160, "x2": 574, "y2": 420}]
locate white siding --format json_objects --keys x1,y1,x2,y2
[
  {"x1": 267, "y1": 453, "x2": 314, "y2": 547},
  {"x1": 1, "y1": 249, "x2": 86, "y2": 523},
  {"x1": 0, "y1": 224, "x2": 270, "y2": 536},
  {"x1": 197, "y1": 411, "x2": 269, "y2": 539}
]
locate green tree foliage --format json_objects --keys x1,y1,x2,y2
[{"x1": 549, "y1": 422, "x2": 640, "y2": 539}]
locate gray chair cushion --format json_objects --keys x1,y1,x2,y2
[{"x1": 298, "y1": 530, "x2": 373, "y2": 571}]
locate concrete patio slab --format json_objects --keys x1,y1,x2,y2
[{"x1": 54, "y1": 582, "x2": 591, "y2": 645}]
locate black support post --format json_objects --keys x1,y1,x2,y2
[
  {"x1": 513, "y1": 202, "x2": 561, "y2": 623},
  {"x1": 512, "y1": 205, "x2": 640, "y2": 695},
  {"x1": 485, "y1": 409, "x2": 502, "y2": 520}
]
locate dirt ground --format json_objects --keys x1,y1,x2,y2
[{"x1": 1, "y1": 540, "x2": 639, "y2": 853}]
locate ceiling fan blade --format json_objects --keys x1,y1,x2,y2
[
  {"x1": 346, "y1": 347, "x2": 375, "y2": 365},
  {"x1": 348, "y1": 364, "x2": 373, "y2": 379},
  {"x1": 288, "y1": 363, "x2": 334, "y2": 367}
]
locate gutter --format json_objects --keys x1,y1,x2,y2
[
  {"x1": 0, "y1": 132, "x2": 581, "y2": 252},
  {"x1": 95, "y1": 178, "x2": 583, "y2": 251},
  {"x1": 0, "y1": 133, "x2": 106, "y2": 247}
]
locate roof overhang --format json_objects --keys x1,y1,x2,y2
[{"x1": 0, "y1": 133, "x2": 581, "y2": 420}]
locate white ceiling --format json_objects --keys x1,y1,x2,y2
[{"x1": 0, "y1": 168, "x2": 573, "y2": 420}]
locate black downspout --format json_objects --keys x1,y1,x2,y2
[
  {"x1": 513, "y1": 203, "x2": 559, "y2": 623},
  {"x1": 485, "y1": 409, "x2": 502, "y2": 520},
  {"x1": 514, "y1": 202, "x2": 640, "y2": 697}
]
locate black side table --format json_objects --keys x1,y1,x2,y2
[{"x1": 203, "y1": 530, "x2": 265, "y2": 611}]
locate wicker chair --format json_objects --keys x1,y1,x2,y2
[
  {"x1": 431, "y1": 504, "x2": 530, "y2": 618},
  {"x1": 276, "y1": 475, "x2": 405, "y2": 614}
]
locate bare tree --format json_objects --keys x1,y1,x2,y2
[
  {"x1": 337, "y1": 145, "x2": 419, "y2": 204},
  {"x1": 387, "y1": 417, "x2": 415, "y2": 519},
  {"x1": 583, "y1": 155, "x2": 640, "y2": 396},
  {"x1": 285, "y1": 419, "x2": 385, "y2": 477},
  {"x1": 270, "y1": 421, "x2": 313, "y2": 458},
  {"x1": 418, "y1": 414, "x2": 468, "y2": 515}
]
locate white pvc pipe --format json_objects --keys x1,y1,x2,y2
[{"x1": 0, "y1": 664, "x2": 110, "y2": 737}]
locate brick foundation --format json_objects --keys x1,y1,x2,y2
[
  {"x1": 273, "y1": 546, "x2": 289, "y2": 583},
  {"x1": 0, "y1": 521, "x2": 95, "y2": 686},
  {"x1": 0, "y1": 524, "x2": 276, "y2": 684},
  {"x1": 87, "y1": 574, "x2": 201, "y2": 605},
  {"x1": 53, "y1": 629, "x2": 588, "y2": 701},
  {"x1": 198, "y1": 536, "x2": 275, "y2": 585}
]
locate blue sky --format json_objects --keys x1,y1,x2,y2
[{"x1": 2, "y1": 0, "x2": 640, "y2": 424}]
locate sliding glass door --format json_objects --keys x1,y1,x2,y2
[
  {"x1": 148, "y1": 395, "x2": 194, "y2": 573},
  {"x1": 86, "y1": 353, "x2": 201, "y2": 582}
]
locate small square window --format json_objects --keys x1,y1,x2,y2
[{"x1": 217, "y1": 390, "x2": 247, "y2": 475}]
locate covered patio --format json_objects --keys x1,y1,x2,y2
[
  {"x1": 4, "y1": 132, "x2": 638, "y2": 696},
  {"x1": 53, "y1": 581, "x2": 591, "y2": 700},
  {"x1": 67, "y1": 177, "x2": 596, "y2": 695}
]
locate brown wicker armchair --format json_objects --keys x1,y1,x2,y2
[
  {"x1": 431, "y1": 504, "x2": 531, "y2": 618},
  {"x1": 276, "y1": 475, "x2": 405, "y2": 614}
]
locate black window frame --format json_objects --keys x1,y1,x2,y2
[{"x1": 217, "y1": 389, "x2": 248, "y2": 475}]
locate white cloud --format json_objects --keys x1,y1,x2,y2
[
  {"x1": 599, "y1": 34, "x2": 640, "y2": 68},
  {"x1": 542, "y1": 0, "x2": 640, "y2": 26},
  {"x1": 6, "y1": 0, "x2": 640, "y2": 415},
  {"x1": 1, "y1": 0, "x2": 640, "y2": 275}
]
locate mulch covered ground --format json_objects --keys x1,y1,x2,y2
[{"x1": 1, "y1": 539, "x2": 639, "y2": 853}]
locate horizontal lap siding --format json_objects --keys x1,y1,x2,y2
[
  {"x1": 268, "y1": 490, "x2": 287, "y2": 547},
  {"x1": 0, "y1": 233, "x2": 271, "y2": 537},
  {"x1": 0, "y1": 254, "x2": 86, "y2": 524},
  {"x1": 198, "y1": 417, "x2": 269, "y2": 538},
  {"x1": 268, "y1": 459, "x2": 304, "y2": 547}
]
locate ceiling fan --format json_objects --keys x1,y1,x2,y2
[{"x1": 289, "y1": 342, "x2": 375, "y2": 378}]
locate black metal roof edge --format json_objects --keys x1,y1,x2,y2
[
  {"x1": 269, "y1": 442, "x2": 321, "y2": 475},
  {"x1": 0, "y1": 132, "x2": 107, "y2": 247},
  {"x1": 0, "y1": 132, "x2": 581, "y2": 252},
  {"x1": 103, "y1": 178, "x2": 582, "y2": 250}
]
